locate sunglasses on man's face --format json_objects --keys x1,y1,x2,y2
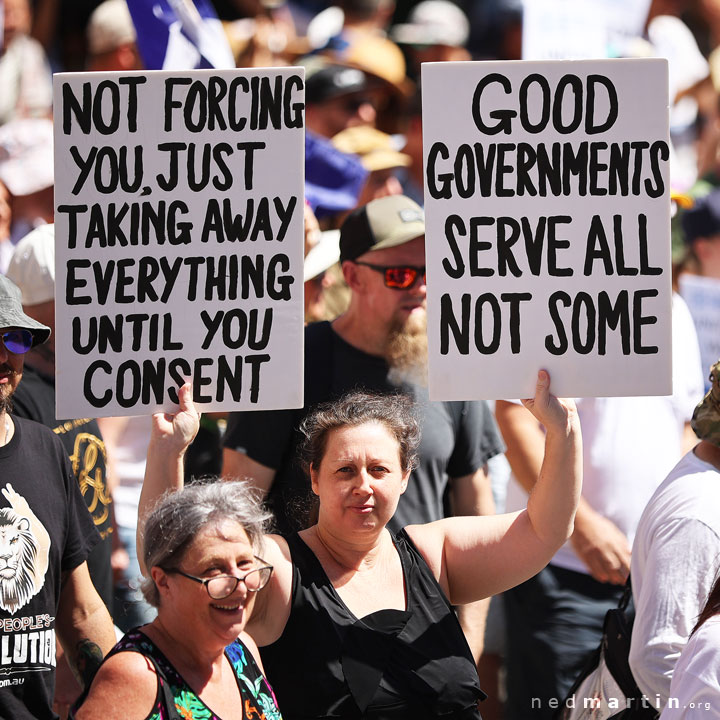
[
  {"x1": 1, "y1": 329, "x2": 34, "y2": 355},
  {"x1": 341, "y1": 96, "x2": 375, "y2": 113},
  {"x1": 354, "y1": 261, "x2": 426, "y2": 290}
]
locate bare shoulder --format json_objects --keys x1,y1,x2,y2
[
  {"x1": 403, "y1": 521, "x2": 449, "y2": 578},
  {"x1": 247, "y1": 533, "x2": 293, "y2": 646},
  {"x1": 74, "y1": 651, "x2": 158, "y2": 720},
  {"x1": 238, "y1": 630, "x2": 267, "y2": 674},
  {"x1": 262, "y1": 533, "x2": 293, "y2": 590}
]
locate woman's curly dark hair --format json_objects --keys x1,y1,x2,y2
[{"x1": 298, "y1": 390, "x2": 421, "y2": 476}]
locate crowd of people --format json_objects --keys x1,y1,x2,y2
[{"x1": 2, "y1": 0, "x2": 720, "y2": 718}]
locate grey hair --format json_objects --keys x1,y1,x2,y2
[{"x1": 140, "y1": 480, "x2": 271, "y2": 608}]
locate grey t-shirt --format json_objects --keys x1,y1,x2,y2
[{"x1": 224, "y1": 322, "x2": 505, "y2": 534}]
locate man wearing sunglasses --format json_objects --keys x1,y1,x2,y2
[
  {"x1": 224, "y1": 195, "x2": 504, "y2": 664},
  {"x1": 305, "y1": 62, "x2": 381, "y2": 140},
  {"x1": 0, "y1": 273, "x2": 115, "y2": 719},
  {"x1": 6, "y1": 224, "x2": 119, "y2": 714}
]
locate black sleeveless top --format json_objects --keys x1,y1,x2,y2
[{"x1": 260, "y1": 529, "x2": 484, "y2": 719}]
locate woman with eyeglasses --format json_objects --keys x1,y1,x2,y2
[
  {"x1": 141, "y1": 372, "x2": 581, "y2": 719},
  {"x1": 71, "y1": 462, "x2": 283, "y2": 720}
]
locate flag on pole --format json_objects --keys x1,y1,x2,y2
[{"x1": 126, "y1": 0, "x2": 235, "y2": 70}]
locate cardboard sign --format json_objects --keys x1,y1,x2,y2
[
  {"x1": 678, "y1": 273, "x2": 720, "y2": 390},
  {"x1": 423, "y1": 59, "x2": 672, "y2": 400},
  {"x1": 54, "y1": 68, "x2": 305, "y2": 418}
]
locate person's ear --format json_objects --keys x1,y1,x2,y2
[
  {"x1": 399, "y1": 469, "x2": 409, "y2": 495},
  {"x1": 310, "y1": 463, "x2": 320, "y2": 495},
  {"x1": 151, "y1": 566, "x2": 171, "y2": 595},
  {"x1": 342, "y1": 260, "x2": 364, "y2": 291}
]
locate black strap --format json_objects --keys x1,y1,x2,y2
[
  {"x1": 143, "y1": 651, "x2": 182, "y2": 720},
  {"x1": 618, "y1": 575, "x2": 633, "y2": 613}
]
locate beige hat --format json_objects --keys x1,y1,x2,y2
[
  {"x1": 332, "y1": 126, "x2": 411, "y2": 172},
  {"x1": 6, "y1": 224, "x2": 55, "y2": 306},
  {"x1": 87, "y1": 0, "x2": 136, "y2": 55},
  {"x1": 339, "y1": 34, "x2": 410, "y2": 94},
  {"x1": 340, "y1": 195, "x2": 424, "y2": 263}
]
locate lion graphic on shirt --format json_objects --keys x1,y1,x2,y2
[{"x1": 0, "y1": 484, "x2": 50, "y2": 614}]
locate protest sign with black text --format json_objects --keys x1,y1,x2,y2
[
  {"x1": 423, "y1": 59, "x2": 671, "y2": 399},
  {"x1": 54, "y1": 67, "x2": 305, "y2": 417}
]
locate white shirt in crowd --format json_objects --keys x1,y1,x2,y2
[
  {"x1": 660, "y1": 615, "x2": 720, "y2": 719},
  {"x1": 630, "y1": 451, "x2": 720, "y2": 705}
]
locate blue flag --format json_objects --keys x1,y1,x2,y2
[{"x1": 126, "y1": 0, "x2": 235, "y2": 70}]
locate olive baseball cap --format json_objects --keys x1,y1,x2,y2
[{"x1": 339, "y1": 195, "x2": 425, "y2": 263}]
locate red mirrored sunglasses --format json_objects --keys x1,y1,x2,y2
[{"x1": 354, "y1": 261, "x2": 426, "y2": 290}]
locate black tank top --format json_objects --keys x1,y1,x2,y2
[{"x1": 260, "y1": 529, "x2": 484, "y2": 719}]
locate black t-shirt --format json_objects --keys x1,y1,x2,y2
[
  {"x1": 224, "y1": 322, "x2": 505, "y2": 534},
  {"x1": 11, "y1": 365, "x2": 113, "y2": 609},
  {"x1": 0, "y1": 416, "x2": 99, "y2": 720}
]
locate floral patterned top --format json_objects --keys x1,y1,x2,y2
[{"x1": 72, "y1": 628, "x2": 282, "y2": 720}]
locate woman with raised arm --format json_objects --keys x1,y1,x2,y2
[
  {"x1": 71, "y1": 386, "x2": 282, "y2": 720},
  {"x1": 138, "y1": 370, "x2": 581, "y2": 719}
]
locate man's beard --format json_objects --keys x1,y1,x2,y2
[
  {"x1": 384, "y1": 311, "x2": 429, "y2": 387},
  {"x1": 0, "y1": 366, "x2": 16, "y2": 415}
]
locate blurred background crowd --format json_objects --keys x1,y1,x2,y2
[{"x1": 5, "y1": 0, "x2": 720, "y2": 322}]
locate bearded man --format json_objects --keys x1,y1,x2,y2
[
  {"x1": 222, "y1": 195, "x2": 504, "y2": 664},
  {"x1": 0, "y1": 274, "x2": 115, "y2": 719}
]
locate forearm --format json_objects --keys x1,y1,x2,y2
[
  {"x1": 138, "y1": 383, "x2": 199, "y2": 573},
  {"x1": 526, "y1": 417, "x2": 583, "y2": 548},
  {"x1": 56, "y1": 576, "x2": 115, "y2": 689},
  {"x1": 495, "y1": 401, "x2": 545, "y2": 495},
  {"x1": 221, "y1": 448, "x2": 276, "y2": 495},
  {"x1": 571, "y1": 497, "x2": 601, "y2": 532},
  {"x1": 450, "y1": 468, "x2": 495, "y2": 517},
  {"x1": 457, "y1": 599, "x2": 490, "y2": 666},
  {"x1": 142, "y1": 432, "x2": 186, "y2": 504},
  {"x1": 137, "y1": 430, "x2": 186, "y2": 574}
]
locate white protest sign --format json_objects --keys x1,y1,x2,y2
[
  {"x1": 423, "y1": 59, "x2": 672, "y2": 400},
  {"x1": 54, "y1": 68, "x2": 305, "y2": 418},
  {"x1": 678, "y1": 273, "x2": 720, "y2": 390},
  {"x1": 522, "y1": 0, "x2": 607, "y2": 61},
  {"x1": 522, "y1": 0, "x2": 652, "y2": 61}
]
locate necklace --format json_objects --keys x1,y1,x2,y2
[{"x1": 2, "y1": 416, "x2": 9, "y2": 447}]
